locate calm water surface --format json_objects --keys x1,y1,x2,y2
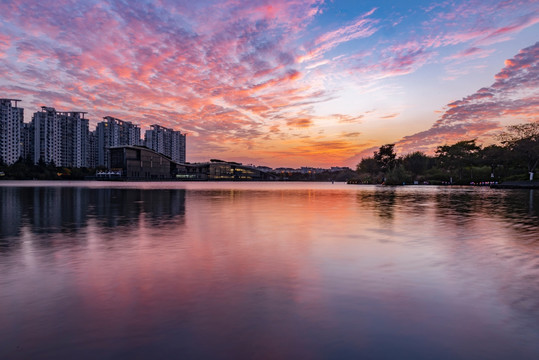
[{"x1": 1, "y1": 181, "x2": 538, "y2": 359}]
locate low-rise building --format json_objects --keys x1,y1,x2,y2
[
  {"x1": 109, "y1": 145, "x2": 181, "y2": 180},
  {"x1": 179, "y1": 159, "x2": 276, "y2": 180},
  {"x1": 107, "y1": 149, "x2": 275, "y2": 181}
]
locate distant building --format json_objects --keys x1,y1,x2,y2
[
  {"x1": 87, "y1": 130, "x2": 98, "y2": 168},
  {"x1": 300, "y1": 167, "x2": 325, "y2": 174},
  {"x1": 144, "y1": 124, "x2": 186, "y2": 164},
  {"x1": 96, "y1": 116, "x2": 141, "y2": 167},
  {"x1": 275, "y1": 167, "x2": 299, "y2": 174},
  {"x1": 256, "y1": 166, "x2": 273, "y2": 172},
  {"x1": 1, "y1": 97, "x2": 190, "y2": 170},
  {"x1": 179, "y1": 159, "x2": 277, "y2": 181},
  {"x1": 32, "y1": 106, "x2": 62, "y2": 165},
  {"x1": 58, "y1": 111, "x2": 89, "y2": 168},
  {"x1": 107, "y1": 149, "x2": 275, "y2": 181},
  {"x1": 20, "y1": 123, "x2": 32, "y2": 161},
  {"x1": 31, "y1": 107, "x2": 89, "y2": 167},
  {"x1": 0, "y1": 99, "x2": 23, "y2": 165},
  {"x1": 330, "y1": 166, "x2": 351, "y2": 172},
  {"x1": 109, "y1": 145, "x2": 183, "y2": 180}
]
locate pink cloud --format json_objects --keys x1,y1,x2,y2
[
  {"x1": 315, "y1": 8, "x2": 377, "y2": 45},
  {"x1": 298, "y1": 8, "x2": 378, "y2": 63},
  {"x1": 0, "y1": 33, "x2": 10, "y2": 58},
  {"x1": 0, "y1": 0, "x2": 329, "y2": 134},
  {"x1": 396, "y1": 42, "x2": 539, "y2": 154},
  {"x1": 476, "y1": 12, "x2": 539, "y2": 46},
  {"x1": 1, "y1": 0, "x2": 537, "y2": 167},
  {"x1": 380, "y1": 113, "x2": 399, "y2": 119},
  {"x1": 354, "y1": 47, "x2": 435, "y2": 79},
  {"x1": 444, "y1": 47, "x2": 495, "y2": 62},
  {"x1": 417, "y1": 18, "x2": 536, "y2": 55}
]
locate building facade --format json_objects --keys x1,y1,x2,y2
[
  {"x1": 96, "y1": 116, "x2": 141, "y2": 167},
  {"x1": 179, "y1": 160, "x2": 277, "y2": 180},
  {"x1": 32, "y1": 106, "x2": 62, "y2": 165},
  {"x1": 59, "y1": 111, "x2": 89, "y2": 168},
  {"x1": 144, "y1": 124, "x2": 186, "y2": 164},
  {"x1": 87, "y1": 130, "x2": 98, "y2": 168},
  {"x1": 0, "y1": 99, "x2": 24, "y2": 165},
  {"x1": 31, "y1": 107, "x2": 89, "y2": 167},
  {"x1": 109, "y1": 145, "x2": 182, "y2": 179},
  {"x1": 20, "y1": 122, "x2": 32, "y2": 161}
]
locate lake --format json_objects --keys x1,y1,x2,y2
[{"x1": 0, "y1": 181, "x2": 538, "y2": 359}]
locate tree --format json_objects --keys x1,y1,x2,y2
[
  {"x1": 385, "y1": 165, "x2": 411, "y2": 185},
  {"x1": 499, "y1": 121, "x2": 539, "y2": 181},
  {"x1": 374, "y1": 144, "x2": 397, "y2": 173},
  {"x1": 479, "y1": 145, "x2": 507, "y2": 179},
  {"x1": 435, "y1": 139, "x2": 481, "y2": 181},
  {"x1": 402, "y1": 151, "x2": 430, "y2": 180},
  {"x1": 357, "y1": 157, "x2": 381, "y2": 182}
]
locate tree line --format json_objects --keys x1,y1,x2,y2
[
  {"x1": 355, "y1": 122, "x2": 539, "y2": 185},
  {"x1": 0, "y1": 157, "x2": 98, "y2": 180}
]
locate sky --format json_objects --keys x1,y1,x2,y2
[{"x1": 0, "y1": 0, "x2": 538, "y2": 167}]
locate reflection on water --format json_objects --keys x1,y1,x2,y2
[
  {"x1": 1, "y1": 187, "x2": 185, "y2": 247},
  {"x1": 0, "y1": 182, "x2": 538, "y2": 359}
]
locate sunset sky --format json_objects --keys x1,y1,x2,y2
[{"x1": 0, "y1": 0, "x2": 538, "y2": 167}]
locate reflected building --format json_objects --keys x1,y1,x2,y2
[
  {"x1": 30, "y1": 187, "x2": 64, "y2": 233},
  {"x1": 0, "y1": 187, "x2": 23, "y2": 239},
  {"x1": 141, "y1": 189, "x2": 187, "y2": 225},
  {"x1": 0, "y1": 186, "x2": 186, "y2": 244}
]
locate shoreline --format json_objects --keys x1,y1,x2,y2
[{"x1": 490, "y1": 181, "x2": 539, "y2": 189}]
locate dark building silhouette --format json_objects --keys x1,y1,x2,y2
[{"x1": 0, "y1": 99, "x2": 23, "y2": 165}]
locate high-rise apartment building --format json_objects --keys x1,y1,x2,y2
[
  {"x1": 87, "y1": 130, "x2": 98, "y2": 168},
  {"x1": 32, "y1": 106, "x2": 61, "y2": 165},
  {"x1": 58, "y1": 111, "x2": 89, "y2": 168},
  {"x1": 145, "y1": 124, "x2": 186, "y2": 164},
  {"x1": 96, "y1": 116, "x2": 141, "y2": 167},
  {"x1": 0, "y1": 99, "x2": 24, "y2": 165},
  {"x1": 1, "y1": 98, "x2": 187, "y2": 169},
  {"x1": 31, "y1": 107, "x2": 89, "y2": 167},
  {"x1": 20, "y1": 122, "x2": 32, "y2": 161}
]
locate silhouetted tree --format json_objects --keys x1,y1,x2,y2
[
  {"x1": 374, "y1": 144, "x2": 397, "y2": 173},
  {"x1": 385, "y1": 165, "x2": 411, "y2": 185},
  {"x1": 499, "y1": 121, "x2": 539, "y2": 180},
  {"x1": 402, "y1": 151, "x2": 430, "y2": 180},
  {"x1": 436, "y1": 140, "x2": 481, "y2": 181},
  {"x1": 357, "y1": 157, "x2": 381, "y2": 181},
  {"x1": 479, "y1": 145, "x2": 507, "y2": 179}
]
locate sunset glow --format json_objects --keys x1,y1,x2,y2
[{"x1": 0, "y1": 0, "x2": 537, "y2": 167}]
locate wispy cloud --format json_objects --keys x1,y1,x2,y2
[
  {"x1": 0, "y1": 0, "x2": 537, "y2": 166},
  {"x1": 397, "y1": 42, "x2": 539, "y2": 153},
  {"x1": 298, "y1": 8, "x2": 378, "y2": 63}
]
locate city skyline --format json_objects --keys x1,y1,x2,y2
[
  {"x1": 0, "y1": 0, "x2": 538, "y2": 167},
  {"x1": 0, "y1": 99, "x2": 186, "y2": 168}
]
